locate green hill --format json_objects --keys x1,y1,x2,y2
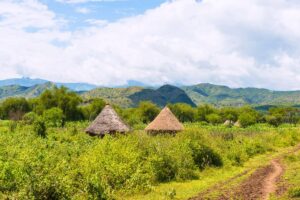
[
  {"x1": 2, "y1": 82, "x2": 300, "y2": 108},
  {"x1": 82, "y1": 85, "x2": 196, "y2": 107},
  {"x1": 182, "y1": 83, "x2": 300, "y2": 106},
  {"x1": 0, "y1": 82, "x2": 55, "y2": 99}
]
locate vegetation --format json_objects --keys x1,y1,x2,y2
[
  {"x1": 1, "y1": 87, "x2": 300, "y2": 199},
  {"x1": 0, "y1": 121, "x2": 299, "y2": 199},
  {"x1": 1, "y1": 87, "x2": 300, "y2": 128}
]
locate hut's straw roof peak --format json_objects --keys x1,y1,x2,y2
[
  {"x1": 86, "y1": 105, "x2": 130, "y2": 136},
  {"x1": 145, "y1": 106, "x2": 184, "y2": 132}
]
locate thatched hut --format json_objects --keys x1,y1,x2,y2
[
  {"x1": 86, "y1": 104, "x2": 130, "y2": 137},
  {"x1": 234, "y1": 120, "x2": 241, "y2": 128},
  {"x1": 145, "y1": 106, "x2": 184, "y2": 134},
  {"x1": 224, "y1": 120, "x2": 234, "y2": 127}
]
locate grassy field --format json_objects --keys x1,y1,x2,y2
[
  {"x1": 272, "y1": 149, "x2": 300, "y2": 200},
  {"x1": 0, "y1": 121, "x2": 300, "y2": 199}
]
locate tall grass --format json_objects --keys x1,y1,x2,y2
[{"x1": 0, "y1": 121, "x2": 299, "y2": 199}]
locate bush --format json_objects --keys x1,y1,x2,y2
[
  {"x1": 289, "y1": 187, "x2": 300, "y2": 198},
  {"x1": 8, "y1": 121, "x2": 17, "y2": 133},
  {"x1": 23, "y1": 112, "x2": 38, "y2": 125},
  {"x1": 33, "y1": 118, "x2": 47, "y2": 138},
  {"x1": 206, "y1": 113, "x2": 222, "y2": 125},
  {"x1": 43, "y1": 108, "x2": 64, "y2": 127},
  {"x1": 189, "y1": 142, "x2": 223, "y2": 169},
  {"x1": 239, "y1": 113, "x2": 257, "y2": 128}
]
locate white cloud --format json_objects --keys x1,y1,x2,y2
[
  {"x1": 56, "y1": 0, "x2": 126, "y2": 4},
  {"x1": 1, "y1": 0, "x2": 300, "y2": 90},
  {"x1": 75, "y1": 7, "x2": 91, "y2": 14}
]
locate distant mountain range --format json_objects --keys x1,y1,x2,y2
[
  {"x1": 0, "y1": 77, "x2": 98, "y2": 91},
  {"x1": 1, "y1": 78, "x2": 300, "y2": 108}
]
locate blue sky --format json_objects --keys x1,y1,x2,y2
[
  {"x1": 43, "y1": 0, "x2": 167, "y2": 30},
  {"x1": 1, "y1": 0, "x2": 300, "y2": 90}
]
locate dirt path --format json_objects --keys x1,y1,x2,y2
[
  {"x1": 190, "y1": 145, "x2": 300, "y2": 200},
  {"x1": 262, "y1": 160, "x2": 284, "y2": 200}
]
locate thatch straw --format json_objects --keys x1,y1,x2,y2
[
  {"x1": 145, "y1": 106, "x2": 184, "y2": 133},
  {"x1": 224, "y1": 120, "x2": 234, "y2": 126},
  {"x1": 234, "y1": 120, "x2": 241, "y2": 127},
  {"x1": 86, "y1": 105, "x2": 130, "y2": 136}
]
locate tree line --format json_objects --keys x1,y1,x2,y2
[{"x1": 0, "y1": 86, "x2": 300, "y2": 128}]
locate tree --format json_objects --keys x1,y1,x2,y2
[
  {"x1": 169, "y1": 103, "x2": 196, "y2": 122},
  {"x1": 37, "y1": 87, "x2": 83, "y2": 121},
  {"x1": 23, "y1": 112, "x2": 38, "y2": 125},
  {"x1": 196, "y1": 104, "x2": 216, "y2": 122},
  {"x1": 81, "y1": 98, "x2": 106, "y2": 121},
  {"x1": 220, "y1": 107, "x2": 239, "y2": 122},
  {"x1": 33, "y1": 118, "x2": 47, "y2": 138},
  {"x1": 238, "y1": 113, "x2": 257, "y2": 128},
  {"x1": 137, "y1": 101, "x2": 160, "y2": 124},
  {"x1": 0, "y1": 98, "x2": 30, "y2": 120},
  {"x1": 43, "y1": 108, "x2": 65, "y2": 127},
  {"x1": 206, "y1": 113, "x2": 222, "y2": 125}
]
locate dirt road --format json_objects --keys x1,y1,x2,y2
[{"x1": 189, "y1": 145, "x2": 300, "y2": 200}]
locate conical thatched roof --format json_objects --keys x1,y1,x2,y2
[
  {"x1": 86, "y1": 105, "x2": 130, "y2": 136},
  {"x1": 234, "y1": 120, "x2": 241, "y2": 128},
  {"x1": 224, "y1": 120, "x2": 234, "y2": 126},
  {"x1": 145, "y1": 106, "x2": 184, "y2": 133}
]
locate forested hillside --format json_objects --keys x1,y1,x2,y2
[{"x1": 2, "y1": 81, "x2": 300, "y2": 107}]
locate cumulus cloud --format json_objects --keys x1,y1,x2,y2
[
  {"x1": 1, "y1": 0, "x2": 300, "y2": 89},
  {"x1": 56, "y1": 0, "x2": 126, "y2": 4},
  {"x1": 75, "y1": 7, "x2": 91, "y2": 14}
]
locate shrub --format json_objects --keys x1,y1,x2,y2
[
  {"x1": 8, "y1": 121, "x2": 17, "y2": 133},
  {"x1": 189, "y1": 142, "x2": 223, "y2": 169},
  {"x1": 206, "y1": 113, "x2": 222, "y2": 125},
  {"x1": 33, "y1": 118, "x2": 47, "y2": 138},
  {"x1": 43, "y1": 108, "x2": 64, "y2": 127},
  {"x1": 289, "y1": 187, "x2": 300, "y2": 198},
  {"x1": 23, "y1": 112, "x2": 38, "y2": 125},
  {"x1": 238, "y1": 113, "x2": 257, "y2": 128}
]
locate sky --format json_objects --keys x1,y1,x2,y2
[{"x1": 1, "y1": 0, "x2": 300, "y2": 90}]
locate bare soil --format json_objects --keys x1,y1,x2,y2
[{"x1": 190, "y1": 145, "x2": 300, "y2": 200}]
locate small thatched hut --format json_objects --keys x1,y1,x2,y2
[
  {"x1": 86, "y1": 104, "x2": 130, "y2": 137},
  {"x1": 234, "y1": 120, "x2": 241, "y2": 128},
  {"x1": 145, "y1": 106, "x2": 184, "y2": 134},
  {"x1": 224, "y1": 120, "x2": 234, "y2": 127}
]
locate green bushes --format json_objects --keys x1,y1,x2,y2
[
  {"x1": 0, "y1": 122, "x2": 300, "y2": 199},
  {"x1": 43, "y1": 107, "x2": 64, "y2": 127},
  {"x1": 289, "y1": 188, "x2": 300, "y2": 198},
  {"x1": 33, "y1": 118, "x2": 47, "y2": 138}
]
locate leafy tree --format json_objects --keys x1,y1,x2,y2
[
  {"x1": 238, "y1": 113, "x2": 257, "y2": 128},
  {"x1": 137, "y1": 101, "x2": 160, "y2": 124},
  {"x1": 33, "y1": 118, "x2": 47, "y2": 138},
  {"x1": 220, "y1": 107, "x2": 239, "y2": 122},
  {"x1": 196, "y1": 104, "x2": 216, "y2": 122},
  {"x1": 206, "y1": 113, "x2": 222, "y2": 125},
  {"x1": 169, "y1": 103, "x2": 196, "y2": 122},
  {"x1": 81, "y1": 98, "x2": 106, "y2": 121},
  {"x1": 0, "y1": 97, "x2": 30, "y2": 120},
  {"x1": 265, "y1": 114, "x2": 283, "y2": 127},
  {"x1": 23, "y1": 112, "x2": 39, "y2": 125},
  {"x1": 267, "y1": 107, "x2": 300, "y2": 126},
  {"x1": 38, "y1": 87, "x2": 83, "y2": 121},
  {"x1": 43, "y1": 107, "x2": 65, "y2": 127}
]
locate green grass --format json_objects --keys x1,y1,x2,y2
[
  {"x1": 272, "y1": 151, "x2": 300, "y2": 200},
  {"x1": 0, "y1": 122, "x2": 300, "y2": 199}
]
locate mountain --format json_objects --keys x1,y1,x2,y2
[
  {"x1": 2, "y1": 80, "x2": 300, "y2": 108},
  {"x1": 83, "y1": 85, "x2": 196, "y2": 107},
  {"x1": 0, "y1": 77, "x2": 97, "y2": 91},
  {"x1": 81, "y1": 87, "x2": 144, "y2": 108},
  {"x1": 182, "y1": 83, "x2": 300, "y2": 106},
  {"x1": 129, "y1": 85, "x2": 196, "y2": 107},
  {"x1": 0, "y1": 82, "x2": 55, "y2": 99}
]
